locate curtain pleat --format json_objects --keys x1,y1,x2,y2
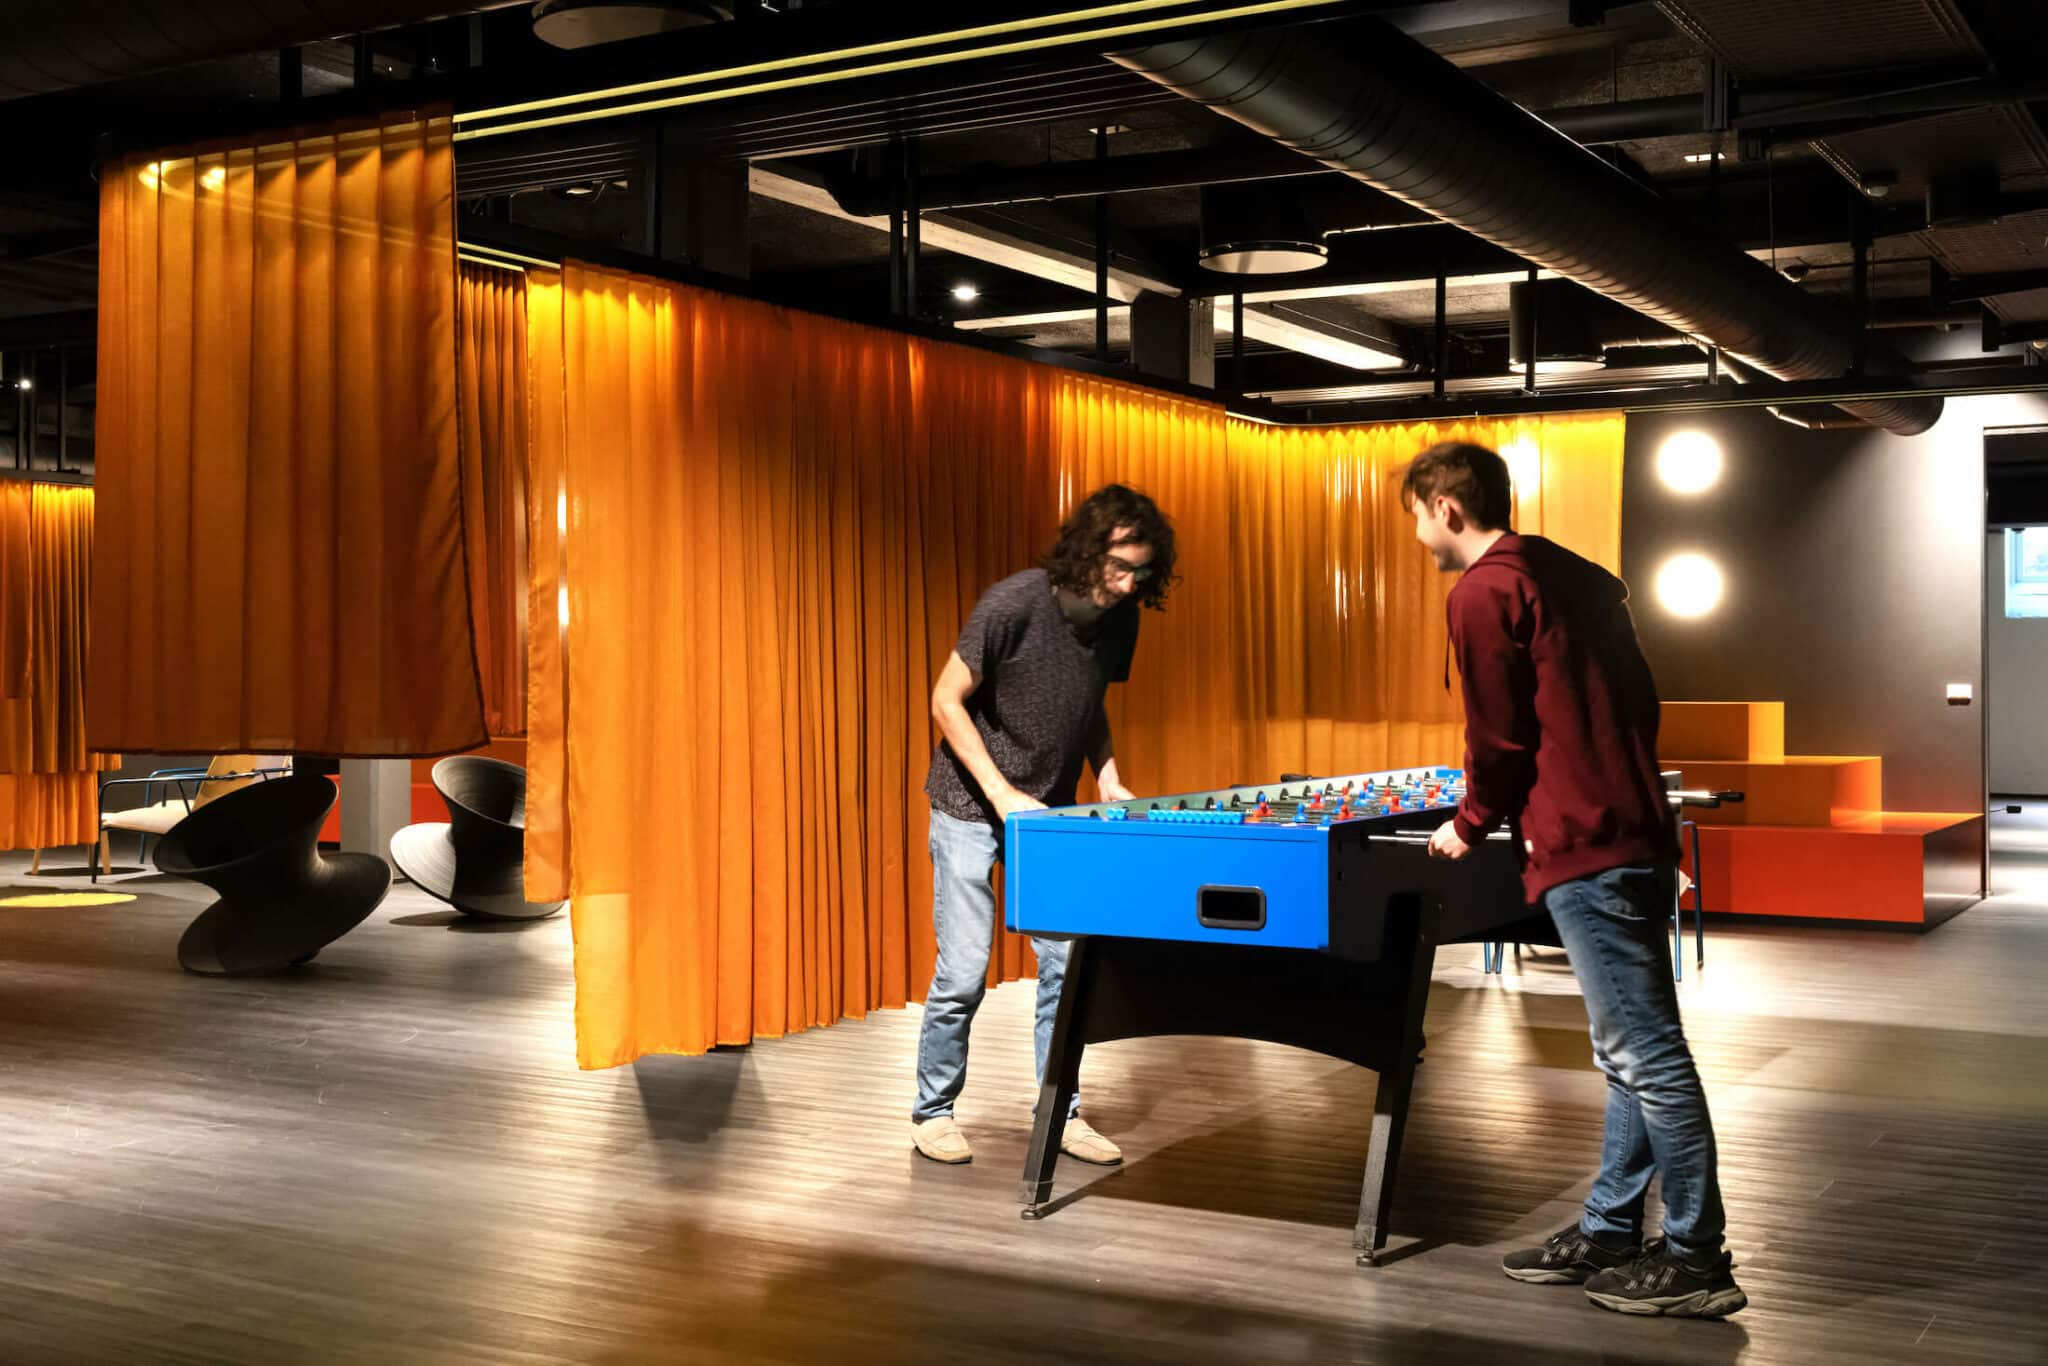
[
  {"x1": 523, "y1": 267, "x2": 569, "y2": 902},
  {"x1": 90, "y1": 110, "x2": 485, "y2": 757},
  {"x1": 457, "y1": 262, "x2": 532, "y2": 737},
  {"x1": 1, "y1": 482, "x2": 29, "y2": 699},
  {"x1": 1, "y1": 485, "x2": 107, "y2": 849},
  {"x1": 537, "y1": 260, "x2": 1625, "y2": 1067}
]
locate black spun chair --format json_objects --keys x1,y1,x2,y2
[
  {"x1": 388, "y1": 756, "x2": 563, "y2": 920},
  {"x1": 155, "y1": 772, "x2": 391, "y2": 976}
]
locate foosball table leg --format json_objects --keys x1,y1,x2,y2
[
  {"x1": 1018, "y1": 939, "x2": 1092, "y2": 1221},
  {"x1": 1353, "y1": 909, "x2": 1437, "y2": 1269}
]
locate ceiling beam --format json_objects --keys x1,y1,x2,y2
[
  {"x1": 755, "y1": 163, "x2": 1400, "y2": 369},
  {"x1": 750, "y1": 165, "x2": 1181, "y2": 301}
]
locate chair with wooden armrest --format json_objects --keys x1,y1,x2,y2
[{"x1": 94, "y1": 754, "x2": 288, "y2": 882}]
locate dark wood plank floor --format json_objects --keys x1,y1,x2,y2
[{"x1": 4, "y1": 813, "x2": 2047, "y2": 1364}]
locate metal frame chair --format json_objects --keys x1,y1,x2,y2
[
  {"x1": 1483, "y1": 785, "x2": 1738, "y2": 980},
  {"x1": 93, "y1": 759, "x2": 292, "y2": 881}
]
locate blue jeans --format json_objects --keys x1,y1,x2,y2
[
  {"x1": 1544, "y1": 863, "x2": 1726, "y2": 1259},
  {"x1": 912, "y1": 808, "x2": 1079, "y2": 1124}
]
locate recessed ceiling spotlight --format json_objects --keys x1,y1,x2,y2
[
  {"x1": 952, "y1": 282, "x2": 979, "y2": 302},
  {"x1": 15, "y1": 377, "x2": 31, "y2": 392}
]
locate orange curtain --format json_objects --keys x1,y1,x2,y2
[
  {"x1": 1220, "y1": 414, "x2": 1627, "y2": 780},
  {"x1": 1, "y1": 481, "x2": 28, "y2": 698},
  {"x1": 90, "y1": 109, "x2": 485, "y2": 757},
  {"x1": 523, "y1": 267, "x2": 570, "y2": 901},
  {"x1": 1, "y1": 485, "x2": 106, "y2": 850},
  {"x1": 457, "y1": 261, "x2": 533, "y2": 737},
  {"x1": 533, "y1": 260, "x2": 1625, "y2": 1066}
]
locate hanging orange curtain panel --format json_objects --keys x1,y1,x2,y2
[
  {"x1": 457, "y1": 261, "x2": 533, "y2": 737},
  {"x1": 533, "y1": 259, "x2": 1625, "y2": 1066},
  {"x1": 90, "y1": 109, "x2": 485, "y2": 757},
  {"x1": 1, "y1": 485, "x2": 107, "y2": 850},
  {"x1": 523, "y1": 266, "x2": 570, "y2": 903},
  {"x1": 1, "y1": 481, "x2": 29, "y2": 699},
  {"x1": 1221, "y1": 413, "x2": 1626, "y2": 781}
]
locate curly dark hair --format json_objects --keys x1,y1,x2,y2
[{"x1": 1040, "y1": 483, "x2": 1179, "y2": 610}]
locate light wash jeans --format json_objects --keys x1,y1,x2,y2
[
  {"x1": 912, "y1": 807, "x2": 1079, "y2": 1123},
  {"x1": 1544, "y1": 862, "x2": 1727, "y2": 1259}
]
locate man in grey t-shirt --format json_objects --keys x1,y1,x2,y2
[{"x1": 911, "y1": 484, "x2": 1178, "y2": 1167}]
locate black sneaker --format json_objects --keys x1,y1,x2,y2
[
  {"x1": 1584, "y1": 1238, "x2": 1749, "y2": 1318},
  {"x1": 1502, "y1": 1222, "x2": 1641, "y2": 1284}
]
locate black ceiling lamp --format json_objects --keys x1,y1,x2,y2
[
  {"x1": 1197, "y1": 183, "x2": 1328, "y2": 275},
  {"x1": 1508, "y1": 277, "x2": 1612, "y2": 375},
  {"x1": 531, "y1": 1, "x2": 734, "y2": 49}
]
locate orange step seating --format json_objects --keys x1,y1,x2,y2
[{"x1": 1662, "y1": 702, "x2": 1980, "y2": 928}]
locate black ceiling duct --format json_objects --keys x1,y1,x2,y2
[
  {"x1": 0, "y1": 2, "x2": 512, "y2": 101},
  {"x1": 1107, "y1": 20, "x2": 1942, "y2": 435}
]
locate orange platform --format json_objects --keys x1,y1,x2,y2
[
  {"x1": 1661, "y1": 699, "x2": 1981, "y2": 924},
  {"x1": 1660, "y1": 701, "x2": 1784, "y2": 762},
  {"x1": 1680, "y1": 813, "x2": 1983, "y2": 926},
  {"x1": 1663, "y1": 756, "x2": 1881, "y2": 827}
]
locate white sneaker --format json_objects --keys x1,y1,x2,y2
[
  {"x1": 1060, "y1": 1116, "x2": 1123, "y2": 1165},
  {"x1": 912, "y1": 1116, "x2": 973, "y2": 1164}
]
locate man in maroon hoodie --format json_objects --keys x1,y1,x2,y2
[{"x1": 1403, "y1": 441, "x2": 1746, "y2": 1319}]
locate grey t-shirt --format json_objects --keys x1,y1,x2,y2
[{"x1": 925, "y1": 568, "x2": 1139, "y2": 828}]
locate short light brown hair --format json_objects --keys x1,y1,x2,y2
[{"x1": 1398, "y1": 442, "x2": 1514, "y2": 530}]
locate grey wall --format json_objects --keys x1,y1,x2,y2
[
  {"x1": 1988, "y1": 531, "x2": 2048, "y2": 794},
  {"x1": 1620, "y1": 395, "x2": 2048, "y2": 818}
]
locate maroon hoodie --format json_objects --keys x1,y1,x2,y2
[{"x1": 1446, "y1": 533, "x2": 1678, "y2": 902}]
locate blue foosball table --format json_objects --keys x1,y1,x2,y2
[{"x1": 1004, "y1": 765, "x2": 1555, "y2": 1266}]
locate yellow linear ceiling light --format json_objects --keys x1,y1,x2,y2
[{"x1": 454, "y1": 0, "x2": 1345, "y2": 142}]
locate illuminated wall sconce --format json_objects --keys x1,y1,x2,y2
[
  {"x1": 1656, "y1": 430, "x2": 1723, "y2": 494},
  {"x1": 1655, "y1": 552, "x2": 1724, "y2": 618}
]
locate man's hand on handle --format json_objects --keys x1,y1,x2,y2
[
  {"x1": 1428, "y1": 819, "x2": 1472, "y2": 861},
  {"x1": 992, "y1": 786, "x2": 1050, "y2": 821}
]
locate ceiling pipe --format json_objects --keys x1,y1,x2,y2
[
  {"x1": 1713, "y1": 352, "x2": 1873, "y2": 431},
  {"x1": 1106, "y1": 19, "x2": 1941, "y2": 435},
  {"x1": 0, "y1": 2, "x2": 513, "y2": 101},
  {"x1": 1763, "y1": 403, "x2": 1873, "y2": 430}
]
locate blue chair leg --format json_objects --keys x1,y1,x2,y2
[
  {"x1": 1670, "y1": 828, "x2": 1685, "y2": 983},
  {"x1": 1671, "y1": 892, "x2": 1683, "y2": 982},
  {"x1": 1689, "y1": 820, "x2": 1706, "y2": 968}
]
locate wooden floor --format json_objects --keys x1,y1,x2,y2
[{"x1": 4, "y1": 817, "x2": 2047, "y2": 1365}]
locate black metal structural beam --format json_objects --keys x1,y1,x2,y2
[{"x1": 1232, "y1": 367, "x2": 2048, "y2": 425}]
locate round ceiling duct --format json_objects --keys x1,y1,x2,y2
[
  {"x1": 1197, "y1": 183, "x2": 1328, "y2": 275},
  {"x1": 532, "y1": 1, "x2": 733, "y2": 49}
]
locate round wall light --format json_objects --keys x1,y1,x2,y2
[
  {"x1": 1655, "y1": 552, "x2": 1725, "y2": 618},
  {"x1": 1656, "y1": 430, "x2": 1723, "y2": 494}
]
